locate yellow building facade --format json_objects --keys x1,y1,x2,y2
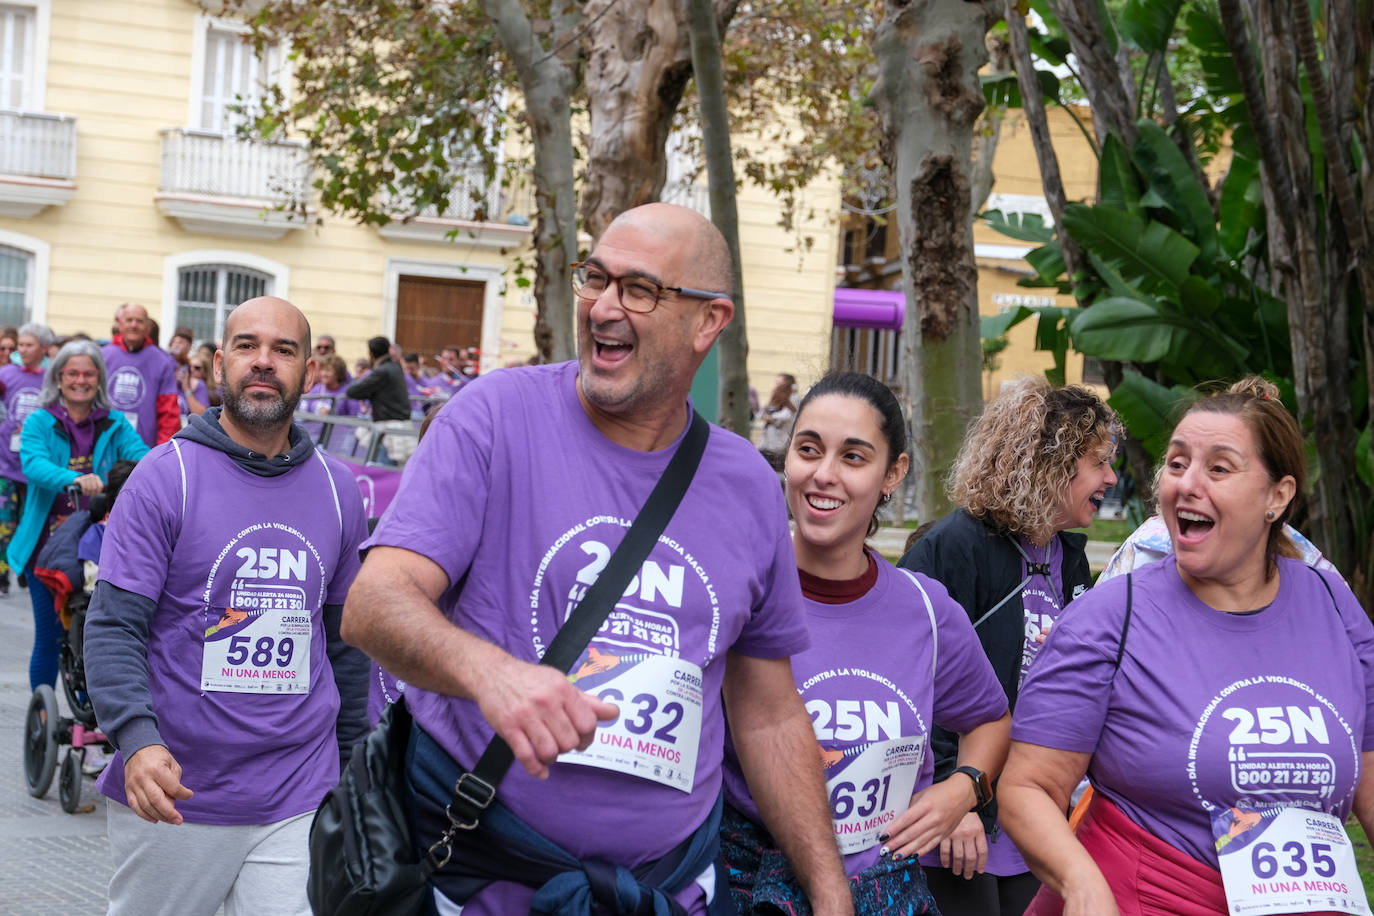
[{"x1": 0, "y1": 0, "x2": 842, "y2": 404}]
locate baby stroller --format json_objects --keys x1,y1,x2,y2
[{"x1": 22, "y1": 480, "x2": 120, "y2": 813}]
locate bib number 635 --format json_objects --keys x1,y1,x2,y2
[{"x1": 1251, "y1": 840, "x2": 1336, "y2": 879}]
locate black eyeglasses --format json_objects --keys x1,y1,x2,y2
[{"x1": 571, "y1": 262, "x2": 731, "y2": 314}]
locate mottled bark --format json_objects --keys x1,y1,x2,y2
[
  {"x1": 874, "y1": 0, "x2": 994, "y2": 524},
  {"x1": 479, "y1": 0, "x2": 580, "y2": 363},
  {"x1": 580, "y1": 0, "x2": 738, "y2": 243},
  {"x1": 683, "y1": 0, "x2": 751, "y2": 436}
]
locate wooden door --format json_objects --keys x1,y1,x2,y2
[{"x1": 395, "y1": 275, "x2": 485, "y2": 362}]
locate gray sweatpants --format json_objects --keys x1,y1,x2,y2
[{"x1": 106, "y1": 801, "x2": 311, "y2": 916}]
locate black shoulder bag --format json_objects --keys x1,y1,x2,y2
[{"x1": 308, "y1": 411, "x2": 711, "y2": 916}]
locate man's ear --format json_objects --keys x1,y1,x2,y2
[{"x1": 693, "y1": 296, "x2": 735, "y2": 356}]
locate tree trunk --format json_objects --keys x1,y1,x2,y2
[
  {"x1": 1246, "y1": 0, "x2": 1360, "y2": 577},
  {"x1": 1002, "y1": 1, "x2": 1082, "y2": 281},
  {"x1": 478, "y1": 0, "x2": 580, "y2": 363},
  {"x1": 580, "y1": 0, "x2": 739, "y2": 243},
  {"x1": 683, "y1": 0, "x2": 751, "y2": 436},
  {"x1": 874, "y1": 0, "x2": 993, "y2": 524},
  {"x1": 1046, "y1": 0, "x2": 1138, "y2": 146}
]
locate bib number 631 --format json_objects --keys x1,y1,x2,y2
[{"x1": 1251, "y1": 840, "x2": 1337, "y2": 879}]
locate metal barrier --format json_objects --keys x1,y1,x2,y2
[{"x1": 295, "y1": 409, "x2": 421, "y2": 467}]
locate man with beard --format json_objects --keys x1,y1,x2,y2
[
  {"x1": 102, "y1": 303, "x2": 179, "y2": 447},
  {"x1": 84, "y1": 297, "x2": 370, "y2": 916}
]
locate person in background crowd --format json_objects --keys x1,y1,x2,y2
[
  {"x1": 85, "y1": 297, "x2": 369, "y2": 916},
  {"x1": 0, "y1": 327, "x2": 17, "y2": 366},
  {"x1": 757, "y1": 373, "x2": 797, "y2": 471},
  {"x1": 345, "y1": 335, "x2": 410, "y2": 422},
  {"x1": 342, "y1": 202, "x2": 854, "y2": 915},
  {"x1": 351, "y1": 357, "x2": 371, "y2": 383},
  {"x1": 1000, "y1": 376, "x2": 1374, "y2": 916},
  {"x1": 721, "y1": 371, "x2": 1010, "y2": 914},
  {"x1": 9, "y1": 340, "x2": 147, "y2": 691},
  {"x1": 314, "y1": 334, "x2": 351, "y2": 383},
  {"x1": 401, "y1": 352, "x2": 440, "y2": 418},
  {"x1": 0, "y1": 323, "x2": 54, "y2": 595},
  {"x1": 167, "y1": 326, "x2": 195, "y2": 361},
  {"x1": 301, "y1": 354, "x2": 362, "y2": 454},
  {"x1": 898, "y1": 377, "x2": 1121, "y2": 916},
  {"x1": 101, "y1": 303, "x2": 178, "y2": 447},
  {"x1": 434, "y1": 345, "x2": 467, "y2": 393},
  {"x1": 176, "y1": 350, "x2": 209, "y2": 420},
  {"x1": 314, "y1": 334, "x2": 339, "y2": 359}
]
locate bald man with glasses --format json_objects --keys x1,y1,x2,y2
[{"x1": 343, "y1": 203, "x2": 852, "y2": 915}]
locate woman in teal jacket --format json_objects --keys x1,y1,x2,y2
[{"x1": 10, "y1": 340, "x2": 148, "y2": 689}]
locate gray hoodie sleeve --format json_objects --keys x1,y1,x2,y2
[{"x1": 84, "y1": 580, "x2": 164, "y2": 758}]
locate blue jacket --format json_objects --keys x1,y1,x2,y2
[{"x1": 8, "y1": 406, "x2": 148, "y2": 574}]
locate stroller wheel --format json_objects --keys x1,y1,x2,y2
[
  {"x1": 24, "y1": 685, "x2": 59, "y2": 798},
  {"x1": 59, "y1": 749, "x2": 83, "y2": 814}
]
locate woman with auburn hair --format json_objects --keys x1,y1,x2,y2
[
  {"x1": 1000, "y1": 377, "x2": 1374, "y2": 916},
  {"x1": 897, "y1": 376, "x2": 1122, "y2": 916}
]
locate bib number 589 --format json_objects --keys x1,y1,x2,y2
[
  {"x1": 1252, "y1": 840, "x2": 1336, "y2": 879},
  {"x1": 225, "y1": 635, "x2": 295, "y2": 668}
]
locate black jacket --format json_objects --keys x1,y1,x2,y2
[
  {"x1": 897, "y1": 508, "x2": 1090, "y2": 829},
  {"x1": 347, "y1": 356, "x2": 410, "y2": 421}
]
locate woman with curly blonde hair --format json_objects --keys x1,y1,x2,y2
[{"x1": 897, "y1": 376, "x2": 1121, "y2": 916}]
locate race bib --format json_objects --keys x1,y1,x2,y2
[
  {"x1": 201, "y1": 597, "x2": 312, "y2": 694},
  {"x1": 1213, "y1": 805, "x2": 1370, "y2": 915},
  {"x1": 825, "y1": 735, "x2": 924, "y2": 854},
  {"x1": 559, "y1": 654, "x2": 703, "y2": 793}
]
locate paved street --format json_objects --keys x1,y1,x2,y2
[{"x1": 0, "y1": 584, "x2": 111, "y2": 915}]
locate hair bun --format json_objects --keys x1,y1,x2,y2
[{"x1": 1227, "y1": 375, "x2": 1280, "y2": 401}]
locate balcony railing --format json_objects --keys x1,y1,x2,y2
[
  {"x1": 0, "y1": 109, "x2": 77, "y2": 180},
  {"x1": 407, "y1": 159, "x2": 503, "y2": 222},
  {"x1": 159, "y1": 128, "x2": 310, "y2": 203}
]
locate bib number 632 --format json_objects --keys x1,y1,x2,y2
[{"x1": 1251, "y1": 840, "x2": 1337, "y2": 879}]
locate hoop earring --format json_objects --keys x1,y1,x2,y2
[{"x1": 880, "y1": 492, "x2": 892, "y2": 506}]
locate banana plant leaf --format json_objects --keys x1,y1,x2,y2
[
  {"x1": 1131, "y1": 120, "x2": 1218, "y2": 259},
  {"x1": 1118, "y1": 0, "x2": 1183, "y2": 54},
  {"x1": 1061, "y1": 203, "x2": 1200, "y2": 292}
]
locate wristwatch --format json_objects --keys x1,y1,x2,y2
[{"x1": 953, "y1": 765, "x2": 994, "y2": 811}]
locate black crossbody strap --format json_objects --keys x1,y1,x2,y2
[{"x1": 432, "y1": 411, "x2": 711, "y2": 850}]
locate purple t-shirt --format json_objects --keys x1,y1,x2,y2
[
  {"x1": 101, "y1": 343, "x2": 176, "y2": 446},
  {"x1": 0, "y1": 363, "x2": 45, "y2": 482},
  {"x1": 723, "y1": 559, "x2": 1007, "y2": 877},
  {"x1": 177, "y1": 379, "x2": 209, "y2": 418},
  {"x1": 365, "y1": 361, "x2": 810, "y2": 914},
  {"x1": 1012, "y1": 556, "x2": 1374, "y2": 868},
  {"x1": 95, "y1": 439, "x2": 369, "y2": 825}
]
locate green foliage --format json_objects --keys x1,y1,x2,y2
[{"x1": 235, "y1": 1, "x2": 512, "y2": 227}]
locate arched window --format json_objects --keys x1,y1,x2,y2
[
  {"x1": 0, "y1": 244, "x2": 32, "y2": 327},
  {"x1": 176, "y1": 263, "x2": 271, "y2": 343}
]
